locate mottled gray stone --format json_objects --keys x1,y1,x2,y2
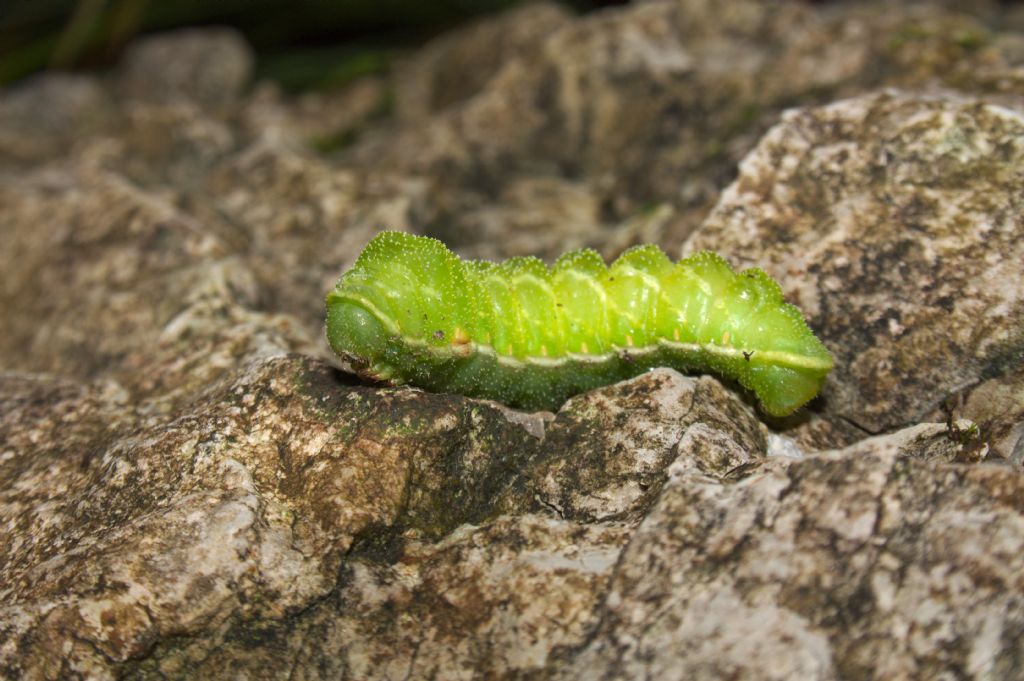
[
  {"x1": 118, "y1": 28, "x2": 254, "y2": 107},
  {"x1": 0, "y1": 74, "x2": 115, "y2": 165},
  {"x1": 393, "y1": 1, "x2": 573, "y2": 122},
  {"x1": 558, "y1": 424, "x2": 1024, "y2": 681},
  {"x1": 348, "y1": 0, "x2": 1024, "y2": 248},
  {"x1": 439, "y1": 176, "x2": 603, "y2": 261},
  {"x1": 0, "y1": 357, "x2": 552, "y2": 679},
  {"x1": 1, "y1": 2, "x2": 1023, "y2": 679},
  {"x1": 528, "y1": 369, "x2": 768, "y2": 523},
  {"x1": 688, "y1": 90, "x2": 1024, "y2": 434}
]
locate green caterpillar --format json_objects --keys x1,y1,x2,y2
[{"x1": 325, "y1": 232, "x2": 832, "y2": 416}]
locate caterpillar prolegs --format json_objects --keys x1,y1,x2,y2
[{"x1": 325, "y1": 232, "x2": 833, "y2": 416}]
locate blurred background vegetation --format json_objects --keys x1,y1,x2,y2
[{"x1": 0, "y1": 0, "x2": 628, "y2": 90}]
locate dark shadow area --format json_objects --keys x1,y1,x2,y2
[{"x1": 0, "y1": 0, "x2": 632, "y2": 88}]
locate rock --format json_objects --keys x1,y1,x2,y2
[
  {"x1": 0, "y1": 356, "x2": 549, "y2": 678},
  {"x1": 937, "y1": 364, "x2": 1024, "y2": 464},
  {"x1": 243, "y1": 78, "x2": 392, "y2": 153},
  {"x1": 527, "y1": 369, "x2": 768, "y2": 523},
  {"x1": 0, "y1": 167, "x2": 232, "y2": 379},
  {"x1": 118, "y1": 28, "x2": 254, "y2": 108},
  {"x1": 5, "y1": 359, "x2": 1014, "y2": 679},
  {"x1": 687, "y1": 90, "x2": 1024, "y2": 434},
  {"x1": 102, "y1": 101, "x2": 238, "y2": 189},
  {"x1": 0, "y1": 164, "x2": 321, "y2": 410},
  {"x1": 441, "y1": 176, "x2": 603, "y2": 260},
  {"x1": 556, "y1": 423, "x2": 1024, "y2": 681},
  {"x1": 195, "y1": 139, "x2": 431, "y2": 333},
  {"x1": 347, "y1": 0, "x2": 1024, "y2": 248},
  {"x1": 0, "y1": 74, "x2": 115, "y2": 166},
  {"x1": 110, "y1": 514, "x2": 629, "y2": 680},
  {"x1": 392, "y1": 1, "x2": 573, "y2": 121},
  {"x1": 1, "y1": 1, "x2": 1023, "y2": 679}
]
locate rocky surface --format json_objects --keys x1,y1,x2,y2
[
  {"x1": 688, "y1": 90, "x2": 1024, "y2": 435},
  {"x1": 560, "y1": 424, "x2": 1024, "y2": 681},
  {"x1": 350, "y1": 0, "x2": 1024, "y2": 257},
  {"x1": 1, "y1": 1, "x2": 1023, "y2": 679}
]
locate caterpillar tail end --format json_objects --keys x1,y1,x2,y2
[{"x1": 753, "y1": 358, "x2": 833, "y2": 418}]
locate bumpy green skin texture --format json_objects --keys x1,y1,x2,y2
[{"x1": 326, "y1": 232, "x2": 833, "y2": 416}]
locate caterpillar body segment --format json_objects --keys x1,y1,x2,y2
[{"x1": 326, "y1": 231, "x2": 833, "y2": 416}]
